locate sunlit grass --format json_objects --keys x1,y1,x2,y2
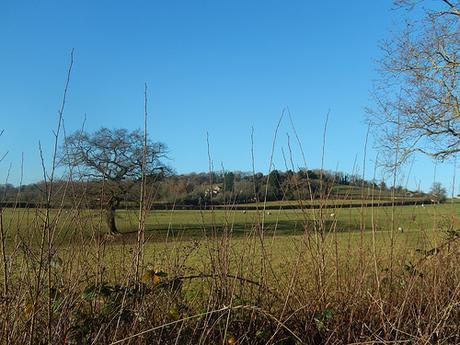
[{"x1": 1, "y1": 201, "x2": 458, "y2": 244}]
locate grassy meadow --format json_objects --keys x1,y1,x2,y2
[
  {"x1": 1, "y1": 200, "x2": 459, "y2": 344},
  {"x1": 2, "y1": 199, "x2": 452, "y2": 242}
]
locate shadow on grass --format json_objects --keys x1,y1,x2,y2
[{"x1": 113, "y1": 219, "x2": 363, "y2": 244}]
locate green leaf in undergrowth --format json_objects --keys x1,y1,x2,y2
[
  {"x1": 155, "y1": 270, "x2": 168, "y2": 277},
  {"x1": 399, "y1": 278, "x2": 406, "y2": 287},
  {"x1": 168, "y1": 306, "x2": 180, "y2": 320},
  {"x1": 81, "y1": 283, "x2": 108, "y2": 300},
  {"x1": 322, "y1": 308, "x2": 333, "y2": 319},
  {"x1": 49, "y1": 286, "x2": 65, "y2": 313},
  {"x1": 314, "y1": 318, "x2": 326, "y2": 332},
  {"x1": 100, "y1": 300, "x2": 118, "y2": 316},
  {"x1": 66, "y1": 310, "x2": 93, "y2": 344},
  {"x1": 231, "y1": 294, "x2": 252, "y2": 307},
  {"x1": 52, "y1": 297, "x2": 63, "y2": 313},
  {"x1": 66, "y1": 324, "x2": 91, "y2": 345},
  {"x1": 314, "y1": 308, "x2": 334, "y2": 332},
  {"x1": 255, "y1": 329, "x2": 269, "y2": 339},
  {"x1": 68, "y1": 283, "x2": 142, "y2": 343},
  {"x1": 82, "y1": 282, "x2": 132, "y2": 302},
  {"x1": 81, "y1": 287, "x2": 96, "y2": 301}
]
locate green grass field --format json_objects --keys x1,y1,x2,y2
[
  {"x1": 2, "y1": 201, "x2": 457, "y2": 242},
  {"x1": 2, "y1": 202, "x2": 456, "y2": 277},
  {"x1": 2, "y1": 201, "x2": 459, "y2": 343}
]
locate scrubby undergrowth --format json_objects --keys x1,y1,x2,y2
[{"x1": 1, "y1": 206, "x2": 459, "y2": 344}]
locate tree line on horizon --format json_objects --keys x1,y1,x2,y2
[{"x1": 0, "y1": 168, "x2": 423, "y2": 207}]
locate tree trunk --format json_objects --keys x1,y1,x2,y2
[{"x1": 106, "y1": 204, "x2": 118, "y2": 234}]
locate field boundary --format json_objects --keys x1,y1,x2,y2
[{"x1": 0, "y1": 198, "x2": 434, "y2": 210}]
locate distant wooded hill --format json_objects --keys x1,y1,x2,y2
[{"x1": 0, "y1": 169, "x2": 425, "y2": 208}]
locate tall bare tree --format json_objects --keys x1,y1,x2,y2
[
  {"x1": 62, "y1": 127, "x2": 168, "y2": 234},
  {"x1": 371, "y1": 0, "x2": 459, "y2": 162}
]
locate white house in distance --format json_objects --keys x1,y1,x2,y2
[{"x1": 205, "y1": 185, "x2": 222, "y2": 198}]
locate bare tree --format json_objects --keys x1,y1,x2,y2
[
  {"x1": 430, "y1": 181, "x2": 447, "y2": 202},
  {"x1": 370, "y1": 0, "x2": 459, "y2": 162},
  {"x1": 62, "y1": 127, "x2": 168, "y2": 234}
]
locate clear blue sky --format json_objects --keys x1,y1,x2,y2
[{"x1": 0, "y1": 0, "x2": 457, "y2": 192}]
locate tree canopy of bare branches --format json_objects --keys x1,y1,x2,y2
[
  {"x1": 371, "y1": 0, "x2": 459, "y2": 162},
  {"x1": 62, "y1": 127, "x2": 168, "y2": 234}
]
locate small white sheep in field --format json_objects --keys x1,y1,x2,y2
[
  {"x1": 266, "y1": 211, "x2": 271, "y2": 216},
  {"x1": 398, "y1": 226, "x2": 404, "y2": 233}
]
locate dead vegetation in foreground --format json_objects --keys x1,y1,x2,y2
[{"x1": 0, "y1": 201, "x2": 459, "y2": 345}]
